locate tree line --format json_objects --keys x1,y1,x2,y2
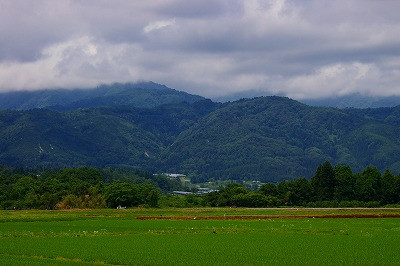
[
  {"x1": 166, "y1": 162, "x2": 400, "y2": 208},
  {"x1": 2, "y1": 162, "x2": 400, "y2": 209},
  {"x1": 0, "y1": 166, "x2": 182, "y2": 210}
]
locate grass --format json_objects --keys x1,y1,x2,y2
[{"x1": 1, "y1": 208, "x2": 400, "y2": 265}]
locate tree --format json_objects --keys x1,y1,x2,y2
[
  {"x1": 104, "y1": 182, "x2": 141, "y2": 208},
  {"x1": 355, "y1": 166, "x2": 381, "y2": 202},
  {"x1": 204, "y1": 183, "x2": 249, "y2": 207},
  {"x1": 288, "y1": 178, "x2": 311, "y2": 205},
  {"x1": 140, "y1": 184, "x2": 160, "y2": 207},
  {"x1": 259, "y1": 183, "x2": 278, "y2": 197},
  {"x1": 232, "y1": 192, "x2": 278, "y2": 207},
  {"x1": 381, "y1": 169, "x2": 397, "y2": 204},
  {"x1": 334, "y1": 165, "x2": 355, "y2": 201},
  {"x1": 311, "y1": 161, "x2": 335, "y2": 201}
]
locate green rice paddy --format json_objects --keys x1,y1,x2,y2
[{"x1": 1, "y1": 208, "x2": 400, "y2": 265}]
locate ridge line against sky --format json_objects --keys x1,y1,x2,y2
[{"x1": 1, "y1": 0, "x2": 400, "y2": 99}]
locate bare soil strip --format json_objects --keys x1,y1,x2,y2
[{"x1": 137, "y1": 214, "x2": 400, "y2": 220}]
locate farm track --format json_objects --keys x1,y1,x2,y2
[{"x1": 137, "y1": 214, "x2": 400, "y2": 220}]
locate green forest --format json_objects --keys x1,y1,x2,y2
[
  {"x1": 1, "y1": 82, "x2": 400, "y2": 182},
  {"x1": 201, "y1": 162, "x2": 400, "y2": 208},
  {"x1": 0, "y1": 166, "x2": 182, "y2": 210},
  {"x1": 1, "y1": 162, "x2": 400, "y2": 209}
]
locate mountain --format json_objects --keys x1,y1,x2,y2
[
  {"x1": 0, "y1": 100, "x2": 218, "y2": 170},
  {"x1": 0, "y1": 82, "x2": 205, "y2": 110},
  {"x1": 1, "y1": 92, "x2": 400, "y2": 182},
  {"x1": 162, "y1": 97, "x2": 400, "y2": 181},
  {"x1": 300, "y1": 93, "x2": 400, "y2": 109},
  {"x1": 212, "y1": 90, "x2": 275, "y2": 103},
  {"x1": 215, "y1": 91, "x2": 400, "y2": 109}
]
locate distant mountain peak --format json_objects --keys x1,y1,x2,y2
[{"x1": 0, "y1": 82, "x2": 205, "y2": 111}]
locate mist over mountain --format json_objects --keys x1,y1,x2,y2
[
  {"x1": 0, "y1": 82, "x2": 204, "y2": 110},
  {"x1": 1, "y1": 82, "x2": 400, "y2": 182},
  {"x1": 214, "y1": 91, "x2": 400, "y2": 109},
  {"x1": 301, "y1": 94, "x2": 400, "y2": 109}
]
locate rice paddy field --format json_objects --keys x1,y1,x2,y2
[{"x1": 1, "y1": 208, "x2": 400, "y2": 265}]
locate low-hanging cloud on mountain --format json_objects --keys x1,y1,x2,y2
[{"x1": 1, "y1": 0, "x2": 400, "y2": 99}]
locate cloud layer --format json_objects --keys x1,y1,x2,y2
[{"x1": 1, "y1": 0, "x2": 400, "y2": 99}]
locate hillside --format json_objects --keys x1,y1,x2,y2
[
  {"x1": 0, "y1": 82, "x2": 205, "y2": 110},
  {"x1": 0, "y1": 100, "x2": 218, "y2": 171},
  {"x1": 162, "y1": 97, "x2": 400, "y2": 181},
  {"x1": 0, "y1": 94, "x2": 400, "y2": 182}
]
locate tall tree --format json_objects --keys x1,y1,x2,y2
[
  {"x1": 334, "y1": 165, "x2": 355, "y2": 201},
  {"x1": 381, "y1": 169, "x2": 397, "y2": 204},
  {"x1": 311, "y1": 161, "x2": 335, "y2": 201},
  {"x1": 288, "y1": 178, "x2": 312, "y2": 205},
  {"x1": 355, "y1": 166, "x2": 381, "y2": 202}
]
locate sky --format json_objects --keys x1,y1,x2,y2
[{"x1": 1, "y1": 0, "x2": 400, "y2": 99}]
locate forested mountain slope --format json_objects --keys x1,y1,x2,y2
[
  {"x1": 163, "y1": 97, "x2": 400, "y2": 181},
  {"x1": 0, "y1": 100, "x2": 218, "y2": 171},
  {"x1": 0, "y1": 95, "x2": 399, "y2": 182}
]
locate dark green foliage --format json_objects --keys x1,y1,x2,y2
[
  {"x1": 163, "y1": 97, "x2": 400, "y2": 181},
  {"x1": 287, "y1": 178, "x2": 312, "y2": 206},
  {"x1": 311, "y1": 161, "x2": 335, "y2": 201},
  {"x1": 2, "y1": 95, "x2": 400, "y2": 182},
  {"x1": 259, "y1": 183, "x2": 278, "y2": 197},
  {"x1": 160, "y1": 194, "x2": 204, "y2": 207},
  {"x1": 104, "y1": 181, "x2": 140, "y2": 208},
  {"x1": 334, "y1": 165, "x2": 356, "y2": 201},
  {"x1": 355, "y1": 166, "x2": 382, "y2": 202},
  {"x1": 381, "y1": 169, "x2": 398, "y2": 204},
  {"x1": 205, "y1": 183, "x2": 250, "y2": 207},
  {"x1": 0, "y1": 100, "x2": 218, "y2": 171},
  {"x1": 231, "y1": 192, "x2": 278, "y2": 207},
  {"x1": 199, "y1": 163, "x2": 400, "y2": 207},
  {"x1": 0, "y1": 166, "x2": 164, "y2": 209},
  {"x1": 101, "y1": 168, "x2": 182, "y2": 192}
]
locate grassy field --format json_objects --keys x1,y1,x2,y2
[{"x1": 1, "y1": 208, "x2": 400, "y2": 265}]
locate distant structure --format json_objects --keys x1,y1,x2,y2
[
  {"x1": 197, "y1": 188, "x2": 215, "y2": 194},
  {"x1": 172, "y1": 191, "x2": 194, "y2": 195},
  {"x1": 162, "y1": 173, "x2": 186, "y2": 179},
  {"x1": 172, "y1": 188, "x2": 218, "y2": 196}
]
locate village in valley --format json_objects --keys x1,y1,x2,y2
[{"x1": 160, "y1": 173, "x2": 262, "y2": 195}]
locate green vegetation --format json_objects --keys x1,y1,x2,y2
[
  {"x1": 164, "y1": 97, "x2": 400, "y2": 181},
  {"x1": 1, "y1": 208, "x2": 400, "y2": 265},
  {"x1": 1, "y1": 89, "x2": 400, "y2": 182},
  {"x1": 0, "y1": 166, "x2": 182, "y2": 210},
  {"x1": 2, "y1": 163, "x2": 400, "y2": 209},
  {"x1": 186, "y1": 162, "x2": 400, "y2": 208}
]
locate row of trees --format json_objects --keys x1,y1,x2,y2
[
  {"x1": 2, "y1": 162, "x2": 399, "y2": 209},
  {"x1": 0, "y1": 166, "x2": 172, "y2": 209},
  {"x1": 174, "y1": 162, "x2": 400, "y2": 208}
]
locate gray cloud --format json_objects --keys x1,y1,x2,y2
[{"x1": 1, "y1": 0, "x2": 400, "y2": 99}]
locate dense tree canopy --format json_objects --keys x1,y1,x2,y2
[
  {"x1": 185, "y1": 163, "x2": 400, "y2": 208},
  {"x1": 0, "y1": 166, "x2": 178, "y2": 209}
]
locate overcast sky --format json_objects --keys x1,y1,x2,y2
[{"x1": 1, "y1": 0, "x2": 400, "y2": 99}]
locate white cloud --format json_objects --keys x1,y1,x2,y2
[
  {"x1": 283, "y1": 62, "x2": 400, "y2": 99},
  {"x1": 143, "y1": 18, "x2": 176, "y2": 33},
  {"x1": 1, "y1": 0, "x2": 400, "y2": 99}
]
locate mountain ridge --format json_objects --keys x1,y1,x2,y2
[
  {"x1": 0, "y1": 82, "x2": 205, "y2": 110},
  {"x1": 1, "y1": 83, "x2": 400, "y2": 182}
]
